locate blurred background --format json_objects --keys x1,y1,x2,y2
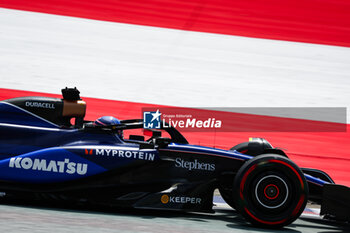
[{"x1": 0, "y1": 0, "x2": 350, "y2": 185}]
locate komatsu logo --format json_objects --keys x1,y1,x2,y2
[
  {"x1": 92, "y1": 149, "x2": 156, "y2": 161},
  {"x1": 175, "y1": 158, "x2": 215, "y2": 171},
  {"x1": 9, "y1": 158, "x2": 88, "y2": 175}
]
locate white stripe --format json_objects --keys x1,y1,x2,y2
[
  {"x1": 0, "y1": 123, "x2": 63, "y2": 131},
  {"x1": 63, "y1": 145, "x2": 155, "y2": 151},
  {"x1": 169, "y1": 144, "x2": 251, "y2": 158},
  {"x1": 1, "y1": 8, "x2": 349, "y2": 120},
  {"x1": 0, "y1": 102, "x2": 59, "y2": 128}
]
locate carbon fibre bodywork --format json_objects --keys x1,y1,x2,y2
[
  {"x1": 0, "y1": 100, "x2": 249, "y2": 212},
  {"x1": 0, "y1": 91, "x2": 349, "y2": 225}
]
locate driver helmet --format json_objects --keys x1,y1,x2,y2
[{"x1": 94, "y1": 116, "x2": 123, "y2": 138}]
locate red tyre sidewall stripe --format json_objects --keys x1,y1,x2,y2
[
  {"x1": 264, "y1": 184, "x2": 279, "y2": 200},
  {"x1": 292, "y1": 194, "x2": 305, "y2": 217},
  {"x1": 239, "y1": 164, "x2": 257, "y2": 199},
  {"x1": 269, "y1": 159, "x2": 304, "y2": 190},
  {"x1": 269, "y1": 159, "x2": 306, "y2": 217},
  {"x1": 241, "y1": 159, "x2": 306, "y2": 225}
]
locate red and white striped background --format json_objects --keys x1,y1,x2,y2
[{"x1": 0, "y1": 0, "x2": 350, "y2": 185}]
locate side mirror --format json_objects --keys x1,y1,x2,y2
[
  {"x1": 155, "y1": 137, "x2": 171, "y2": 148},
  {"x1": 129, "y1": 135, "x2": 145, "y2": 141},
  {"x1": 144, "y1": 129, "x2": 162, "y2": 138}
]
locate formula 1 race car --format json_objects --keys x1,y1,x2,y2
[{"x1": 0, "y1": 88, "x2": 349, "y2": 228}]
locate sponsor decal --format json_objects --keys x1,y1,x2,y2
[
  {"x1": 9, "y1": 158, "x2": 88, "y2": 175},
  {"x1": 175, "y1": 158, "x2": 215, "y2": 171},
  {"x1": 166, "y1": 118, "x2": 221, "y2": 129},
  {"x1": 161, "y1": 194, "x2": 169, "y2": 204},
  {"x1": 143, "y1": 109, "x2": 162, "y2": 129},
  {"x1": 86, "y1": 149, "x2": 156, "y2": 161},
  {"x1": 25, "y1": 101, "x2": 55, "y2": 109},
  {"x1": 161, "y1": 194, "x2": 201, "y2": 204},
  {"x1": 85, "y1": 149, "x2": 93, "y2": 155},
  {"x1": 143, "y1": 109, "x2": 222, "y2": 129}
]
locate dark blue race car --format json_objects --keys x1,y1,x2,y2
[{"x1": 0, "y1": 88, "x2": 349, "y2": 228}]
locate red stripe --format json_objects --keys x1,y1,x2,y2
[
  {"x1": 95, "y1": 119, "x2": 106, "y2": 126},
  {"x1": 0, "y1": 0, "x2": 350, "y2": 47},
  {"x1": 241, "y1": 160, "x2": 305, "y2": 225},
  {"x1": 1, "y1": 88, "x2": 350, "y2": 186},
  {"x1": 240, "y1": 164, "x2": 257, "y2": 199},
  {"x1": 292, "y1": 194, "x2": 305, "y2": 217},
  {"x1": 264, "y1": 184, "x2": 279, "y2": 200},
  {"x1": 269, "y1": 159, "x2": 304, "y2": 189}
]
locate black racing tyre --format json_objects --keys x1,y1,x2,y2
[
  {"x1": 219, "y1": 142, "x2": 251, "y2": 208},
  {"x1": 220, "y1": 142, "x2": 260, "y2": 208},
  {"x1": 230, "y1": 142, "x2": 249, "y2": 153},
  {"x1": 233, "y1": 154, "x2": 308, "y2": 228}
]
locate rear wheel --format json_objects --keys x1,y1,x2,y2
[
  {"x1": 230, "y1": 142, "x2": 249, "y2": 154},
  {"x1": 220, "y1": 142, "x2": 272, "y2": 209},
  {"x1": 230, "y1": 139, "x2": 287, "y2": 157},
  {"x1": 219, "y1": 143, "x2": 250, "y2": 208},
  {"x1": 233, "y1": 154, "x2": 308, "y2": 228}
]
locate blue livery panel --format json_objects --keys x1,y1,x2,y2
[
  {"x1": 0, "y1": 145, "x2": 160, "y2": 183},
  {"x1": 0, "y1": 102, "x2": 59, "y2": 128},
  {"x1": 66, "y1": 146, "x2": 159, "y2": 170},
  {"x1": 0, "y1": 148, "x2": 106, "y2": 183},
  {"x1": 165, "y1": 143, "x2": 253, "y2": 161}
]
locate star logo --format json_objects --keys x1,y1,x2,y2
[
  {"x1": 143, "y1": 109, "x2": 162, "y2": 129},
  {"x1": 151, "y1": 109, "x2": 162, "y2": 122}
]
